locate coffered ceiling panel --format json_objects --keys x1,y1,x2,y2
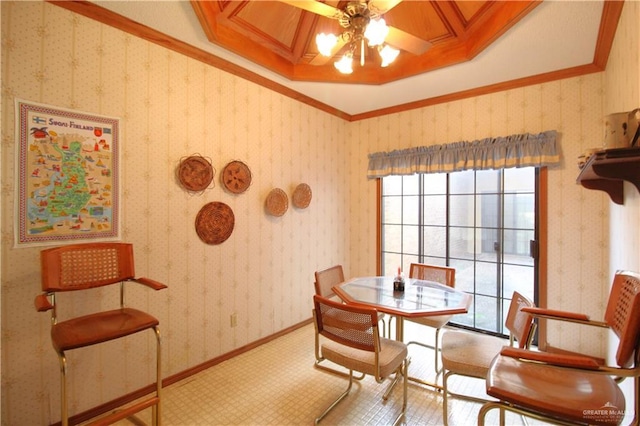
[{"x1": 190, "y1": 1, "x2": 541, "y2": 85}]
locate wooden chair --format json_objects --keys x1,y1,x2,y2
[
  {"x1": 404, "y1": 263, "x2": 456, "y2": 376},
  {"x1": 313, "y1": 265, "x2": 387, "y2": 378},
  {"x1": 440, "y1": 291, "x2": 536, "y2": 425},
  {"x1": 34, "y1": 242, "x2": 167, "y2": 426},
  {"x1": 478, "y1": 270, "x2": 640, "y2": 426},
  {"x1": 312, "y1": 295, "x2": 409, "y2": 425}
]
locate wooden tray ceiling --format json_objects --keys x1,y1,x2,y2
[{"x1": 191, "y1": 0, "x2": 541, "y2": 85}]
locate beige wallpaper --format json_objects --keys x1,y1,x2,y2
[
  {"x1": 1, "y1": 2, "x2": 350, "y2": 424},
  {"x1": 603, "y1": 0, "x2": 640, "y2": 390},
  {"x1": 1, "y1": 1, "x2": 638, "y2": 425}
]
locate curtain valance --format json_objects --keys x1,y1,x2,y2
[{"x1": 367, "y1": 130, "x2": 559, "y2": 179}]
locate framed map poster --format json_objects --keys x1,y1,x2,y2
[{"x1": 15, "y1": 99, "x2": 121, "y2": 247}]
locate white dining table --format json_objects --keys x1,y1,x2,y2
[{"x1": 333, "y1": 276, "x2": 472, "y2": 341}]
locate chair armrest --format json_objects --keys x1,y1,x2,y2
[
  {"x1": 130, "y1": 277, "x2": 167, "y2": 291},
  {"x1": 521, "y1": 307, "x2": 607, "y2": 327},
  {"x1": 499, "y1": 347, "x2": 640, "y2": 378},
  {"x1": 500, "y1": 347, "x2": 601, "y2": 370},
  {"x1": 35, "y1": 294, "x2": 53, "y2": 312}
]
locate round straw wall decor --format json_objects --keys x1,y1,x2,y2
[
  {"x1": 222, "y1": 160, "x2": 252, "y2": 194},
  {"x1": 177, "y1": 155, "x2": 214, "y2": 192},
  {"x1": 195, "y1": 202, "x2": 235, "y2": 244},
  {"x1": 265, "y1": 188, "x2": 288, "y2": 217},
  {"x1": 292, "y1": 183, "x2": 312, "y2": 209}
]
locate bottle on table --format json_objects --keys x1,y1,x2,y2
[{"x1": 393, "y1": 266, "x2": 405, "y2": 292}]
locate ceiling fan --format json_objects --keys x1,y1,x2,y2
[{"x1": 277, "y1": 1, "x2": 432, "y2": 70}]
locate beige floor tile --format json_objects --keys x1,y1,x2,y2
[{"x1": 87, "y1": 321, "x2": 559, "y2": 425}]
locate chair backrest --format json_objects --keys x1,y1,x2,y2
[
  {"x1": 604, "y1": 270, "x2": 640, "y2": 368},
  {"x1": 314, "y1": 265, "x2": 345, "y2": 298},
  {"x1": 504, "y1": 291, "x2": 536, "y2": 348},
  {"x1": 313, "y1": 294, "x2": 378, "y2": 352},
  {"x1": 409, "y1": 263, "x2": 455, "y2": 288},
  {"x1": 41, "y1": 242, "x2": 136, "y2": 292}
]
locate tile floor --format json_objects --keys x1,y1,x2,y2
[{"x1": 89, "y1": 322, "x2": 557, "y2": 425}]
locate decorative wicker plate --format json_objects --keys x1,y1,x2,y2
[
  {"x1": 222, "y1": 160, "x2": 252, "y2": 194},
  {"x1": 292, "y1": 183, "x2": 312, "y2": 209},
  {"x1": 178, "y1": 155, "x2": 214, "y2": 192},
  {"x1": 265, "y1": 188, "x2": 288, "y2": 217},
  {"x1": 195, "y1": 202, "x2": 235, "y2": 244}
]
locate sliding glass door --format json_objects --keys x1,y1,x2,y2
[{"x1": 381, "y1": 167, "x2": 538, "y2": 336}]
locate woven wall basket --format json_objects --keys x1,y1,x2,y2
[
  {"x1": 177, "y1": 155, "x2": 214, "y2": 192},
  {"x1": 292, "y1": 183, "x2": 312, "y2": 209},
  {"x1": 265, "y1": 188, "x2": 288, "y2": 217},
  {"x1": 195, "y1": 202, "x2": 234, "y2": 244},
  {"x1": 222, "y1": 160, "x2": 252, "y2": 194}
]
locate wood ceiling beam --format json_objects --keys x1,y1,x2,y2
[
  {"x1": 431, "y1": 1, "x2": 467, "y2": 38},
  {"x1": 462, "y1": 1, "x2": 541, "y2": 59},
  {"x1": 291, "y1": 11, "x2": 319, "y2": 64},
  {"x1": 593, "y1": 0, "x2": 624, "y2": 70}
]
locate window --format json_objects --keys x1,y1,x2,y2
[{"x1": 380, "y1": 167, "x2": 542, "y2": 337}]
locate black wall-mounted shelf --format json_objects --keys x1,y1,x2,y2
[{"x1": 576, "y1": 147, "x2": 640, "y2": 205}]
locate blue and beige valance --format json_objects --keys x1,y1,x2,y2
[{"x1": 367, "y1": 130, "x2": 559, "y2": 179}]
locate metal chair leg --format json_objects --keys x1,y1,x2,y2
[
  {"x1": 389, "y1": 357, "x2": 410, "y2": 426},
  {"x1": 443, "y1": 370, "x2": 450, "y2": 426},
  {"x1": 407, "y1": 328, "x2": 442, "y2": 375},
  {"x1": 434, "y1": 328, "x2": 441, "y2": 373},
  {"x1": 315, "y1": 370, "x2": 355, "y2": 424},
  {"x1": 382, "y1": 370, "x2": 401, "y2": 400},
  {"x1": 153, "y1": 326, "x2": 162, "y2": 426},
  {"x1": 57, "y1": 351, "x2": 68, "y2": 426}
]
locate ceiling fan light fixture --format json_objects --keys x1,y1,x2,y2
[
  {"x1": 334, "y1": 54, "x2": 354, "y2": 74},
  {"x1": 316, "y1": 33, "x2": 338, "y2": 57},
  {"x1": 364, "y1": 18, "x2": 388, "y2": 47},
  {"x1": 379, "y1": 44, "x2": 399, "y2": 67},
  {"x1": 311, "y1": 0, "x2": 404, "y2": 74}
]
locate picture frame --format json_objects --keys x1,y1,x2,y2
[{"x1": 15, "y1": 99, "x2": 121, "y2": 247}]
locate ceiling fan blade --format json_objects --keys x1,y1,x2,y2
[
  {"x1": 275, "y1": 1, "x2": 342, "y2": 19},
  {"x1": 369, "y1": 0, "x2": 402, "y2": 15},
  {"x1": 386, "y1": 25, "x2": 432, "y2": 55},
  {"x1": 309, "y1": 37, "x2": 348, "y2": 65}
]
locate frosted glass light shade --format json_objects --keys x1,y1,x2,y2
[
  {"x1": 364, "y1": 19, "x2": 389, "y2": 47},
  {"x1": 334, "y1": 55, "x2": 353, "y2": 74},
  {"x1": 316, "y1": 33, "x2": 338, "y2": 57},
  {"x1": 379, "y1": 45, "x2": 399, "y2": 67}
]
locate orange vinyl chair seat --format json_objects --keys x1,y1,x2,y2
[
  {"x1": 51, "y1": 307, "x2": 159, "y2": 352},
  {"x1": 487, "y1": 352, "x2": 625, "y2": 425}
]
